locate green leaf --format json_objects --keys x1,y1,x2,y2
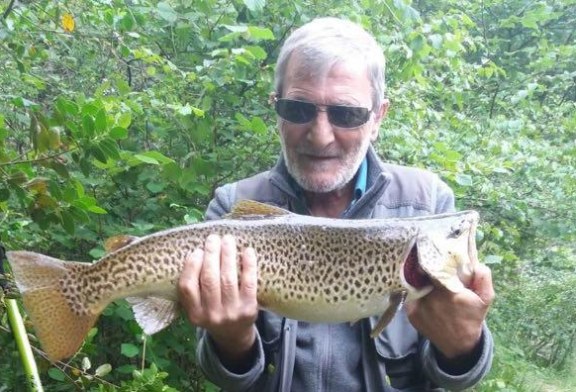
[
  {"x1": 484, "y1": 255, "x2": 503, "y2": 265},
  {"x1": 79, "y1": 156, "x2": 90, "y2": 176},
  {"x1": 146, "y1": 181, "x2": 166, "y2": 193},
  {"x1": 89, "y1": 247, "x2": 105, "y2": 259},
  {"x1": 162, "y1": 162, "x2": 181, "y2": 181},
  {"x1": 72, "y1": 196, "x2": 98, "y2": 209},
  {"x1": 83, "y1": 115, "x2": 95, "y2": 138},
  {"x1": 74, "y1": 179, "x2": 86, "y2": 198},
  {"x1": 50, "y1": 161, "x2": 69, "y2": 178},
  {"x1": 245, "y1": 45, "x2": 267, "y2": 60},
  {"x1": 47, "y1": 179, "x2": 63, "y2": 199},
  {"x1": 12, "y1": 97, "x2": 38, "y2": 108},
  {"x1": 235, "y1": 113, "x2": 252, "y2": 129},
  {"x1": 157, "y1": 2, "x2": 178, "y2": 23},
  {"x1": 121, "y1": 343, "x2": 140, "y2": 358},
  {"x1": 139, "y1": 151, "x2": 174, "y2": 164},
  {"x1": 56, "y1": 98, "x2": 78, "y2": 116},
  {"x1": 0, "y1": 186, "x2": 9, "y2": 202},
  {"x1": 117, "y1": 112, "x2": 132, "y2": 128},
  {"x1": 247, "y1": 26, "x2": 275, "y2": 41},
  {"x1": 48, "y1": 368, "x2": 66, "y2": 381},
  {"x1": 251, "y1": 117, "x2": 267, "y2": 134},
  {"x1": 117, "y1": 364, "x2": 137, "y2": 374},
  {"x1": 134, "y1": 154, "x2": 159, "y2": 165},
  {"x1": 115, "y1": 302, "x2": 135, "y2": 321},
  {"x1": 95, "y1": 109, "x2": 107, "y2": 133},
  {"x1": 69, "y1": 206, "x2": 90, "y2": 223},
  {"x1": 243, "y1": 0, "x2": 265, "y2": 12},
  {"x1": 110, "y1": 126, "x2": 128, "y2": 139},
  {"x1": 223, "y1": 25, "x2": 248, "y2": 33},
  {"x1": 120, "y1": 14, "x2": 134, "y2": 31},
  {"x1": 99, "y1": 138, "x2": 121, "y2": 160},
  {"x1": 90, "y1": 145, "x2": 108, "y2": 163},
  {"x1": 86, "y1": 204, "x2": 107, "y2": 214},
  {"x1": 455, "y1": 173, "x2": 473, "y2": 186}
]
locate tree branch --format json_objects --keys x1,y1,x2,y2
[
  {"x1": 2, "y1": 0, "x2": 15, "y2": 20},
  {"x1": 0, "y1": 149, "x2": 77, "y2": 168}
]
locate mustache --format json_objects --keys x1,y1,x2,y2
[{"x1": 295, "y1": 146, "x2": 341, "y2": 158}]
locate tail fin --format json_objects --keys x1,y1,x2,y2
[{"x1": 6, "y1": 251, "x2": 98, "y2": 362}]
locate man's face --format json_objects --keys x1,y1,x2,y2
[{"x1": 278, "y1": 58, "x2": 388, "y2": 193}]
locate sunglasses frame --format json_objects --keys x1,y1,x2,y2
[{"x1": 273, "y1": 97, "x2": 372, "y2": 129}]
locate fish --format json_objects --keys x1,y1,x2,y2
[{"x1": 6, "y1": 200, "x2": 479, "y2": 362}]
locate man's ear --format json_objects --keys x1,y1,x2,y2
[{"x1": 370, "y1": 98, "x2": 390, "y2": 141}]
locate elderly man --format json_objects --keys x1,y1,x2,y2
[{"x1": 178, "y1": 17, "x2": 494, "y2": 391}]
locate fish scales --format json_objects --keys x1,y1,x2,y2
[
  {"x1": 74, "y1": 216, "x2": 415, "y2": 318},
  {"x1": 6, "y1": 200, "x2": 480, "y2": 361}
]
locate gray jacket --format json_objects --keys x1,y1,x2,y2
[{"x1": 196, "y1": 146, "x2": 493, "y2": 391}]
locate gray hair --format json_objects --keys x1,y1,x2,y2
[{"x1": 274, "y1": 17, "x2": 387, "y2": 109}]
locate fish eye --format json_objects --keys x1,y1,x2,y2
[{"x1": 448, "y1": 220, "x2": 469, "y2": 238}]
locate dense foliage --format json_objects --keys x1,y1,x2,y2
[{"x1": 1, "y1": 0, "x2": 575, "y2": 390}]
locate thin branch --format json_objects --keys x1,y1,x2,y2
[
  {"x1": 0, "y1": 324, "x2": 119, "y2": 388},
  {"x1": 2, "y1": 0, "x2": 15, "y2": 20},
  {"x1": 0, "y1": 149, "x2": 77, "y2": 168}
]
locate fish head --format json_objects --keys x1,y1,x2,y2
[{"x1": 401, "y1": 210, "x2": 479, "y2": 300}]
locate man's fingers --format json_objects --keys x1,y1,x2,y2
[
  {"x1": 239, "y1": 247, "x2": 258, "y2": 301},
  {"x1": 220, "y1": 234, "x2": 240, "y2": 306},
  {"x1": 178, "y1": 249, "x2": 203, "y2": 314},
  {"x1": 200, "y1": 234, "x2": 222, "y2": 309},
  {"x1": 471, "y1": 264, "x2": 495, "y2": 306}
]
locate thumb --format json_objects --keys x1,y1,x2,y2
[{"x1": 470, "y1": 264, "x2": 495, "y2": 305}]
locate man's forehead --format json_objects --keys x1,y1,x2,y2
[{"x1": 285, "y1": 53, "x2": 369, "y2": 84}]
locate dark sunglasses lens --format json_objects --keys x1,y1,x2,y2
[
  {"x1": 328, "y1": 106, "x2": 371, "y2": 128},
  {"x1": 275, "y1": 100, "x2": 316, "y2": 124}
]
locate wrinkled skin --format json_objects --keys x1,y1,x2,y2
[{"x1": 406, "y1": 263, "x2": 495, "y2": 359}]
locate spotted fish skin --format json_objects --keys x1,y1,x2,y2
[{"x1": 6, "y1": 201, "x2": 479, "y2": 361}]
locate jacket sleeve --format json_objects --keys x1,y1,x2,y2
[
  {"x1": 196, "y1": 332, "x2": 267, "y2": 392},
  {"x1": 204, "y1": 183, "x2": 236, "y2": 221},
  {"x1": 433, "y1": 175, "x2": 456, "y2": 214},
  {"x1": 421, "y1": 324, "x2": 494, "y2": 391},
  {"x1": 196, "y1": 182, "x2": 269, "y2": 391}
]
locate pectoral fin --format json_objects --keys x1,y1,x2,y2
[
  {"x1": 370, "y1": 291, "x2": 407, "y2": 338},
  {"x1": 126, "y1": 296, "x2": 179, "y2": 335}
]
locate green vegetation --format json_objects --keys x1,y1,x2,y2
[{"x1": 1, "y1": 0, "x2": 574, "y2": 390}]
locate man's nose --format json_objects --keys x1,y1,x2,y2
[{"x1": 306, "y1": 110, "x2": 335, "y2": 146}]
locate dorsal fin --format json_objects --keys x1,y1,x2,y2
[
  {"x1": 225, "y1": 200, "x2": 292, "y2": 219},
  {"x1": 104, "y1": 235, "x2": 140, "y2": 253}
]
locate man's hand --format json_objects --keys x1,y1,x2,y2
[
  {"x1": 178, "y1": 234, "x2": 259, "y2": 370},
  {"x1": 406, "y1": 263, "x2": 495, "y2": 359}
]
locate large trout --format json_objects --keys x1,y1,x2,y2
[{"x1": 6, "y1": 200, "x2": 479, "y2": 361}]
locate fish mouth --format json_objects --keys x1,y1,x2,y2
[{"x1": 402, "y1": 243, "x2": 432, "y2": 290}]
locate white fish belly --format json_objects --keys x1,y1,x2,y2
[{"x1": 262, "y1": 293, "x2": 393, "y2": 323}]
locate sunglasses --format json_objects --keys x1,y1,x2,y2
[{"x1": 274, "y1": 98, "x2": 372, "y2": 129}]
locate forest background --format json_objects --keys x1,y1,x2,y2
[{"x1": 0, "y1": 0, "x2": 575, "y2": 391}]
